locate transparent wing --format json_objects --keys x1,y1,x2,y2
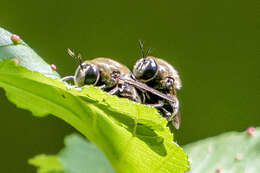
[
  {"x1": 172, "y1": 111, "x2": 181, "y2": 130},
  {"x1": 121, "y1": 78, "x2": 177, "y2": 104}
]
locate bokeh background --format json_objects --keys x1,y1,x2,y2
[{"x1": 0, "y1": 0, "x2": 258, "y2": 172}]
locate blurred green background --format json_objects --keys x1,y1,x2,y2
[{"x1": 0, "y1": 0, "x2": 258, "y2": 172}]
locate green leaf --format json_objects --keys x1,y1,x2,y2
[
  {"x1": 183, "y1": 127, "x2": 260, "y2": 173},
  {"x1": 28, "y1": 155, "x2": 65, "y2": 173},
  {"x1": 30, "y1": 134, "x2": 114, "y2": 173},
  {"x1": 0, "y1": 27, "x2": 189, "y2": 173},
  {"x1": 0, "y1": 60, "x2": 188, "y2": 173},
  {"x1": 0, "y1": 27, "x2": 59, "y2": 79}
]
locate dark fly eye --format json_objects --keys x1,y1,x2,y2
[
  {"x1": 133, "y1": 58, "x2": 157, "y2": 82},
  {"x1": 84, "y1": 65, "x2": 99, "y2": 85},
  {"x1": 141, "y1": 60, "x2": 157, "y2": 80}
]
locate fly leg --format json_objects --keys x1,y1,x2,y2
[
  {"x1": 147, "y1": 101, "x2": 174, "y2": 121},
  {"x1": 61, "y1": 76, "x2": 74, "y2": 81},
  {"x1": 118, "y1": 83, "x2": 142, "y2": 103},
  {"x1": 108, "y1": 86, "x2": 119, "y2": 95},
  {"x1": 160, "y1": 108, "x2": 172, "y2": 118},
  {"x1": 108, "y1": 82, "x2": 126, "y2": 95},
  {"x1": 146, "y1": 100, "x2": 164, "y2": 108},
  {"x1": 108, "y1": 82, "x2": 142, "y2": 103},
  {"x1": 107, "y1": 71, "x2": 122, "y2": 95},
  {"x1": 137, "y1": 88, "x2": 151, "y2": 104},
  {"x1": 98, "y1": 84, "x2": 107, "y2": 90},
  {"x1": 146, "y1": 97, "x2": 180, "y2": 129},
  {"x1": 146, "y1": 100, "x2": 172, "y2": 119},
  {"x1": 61, "y1": 76, "x2": 76, "y2": 90}
]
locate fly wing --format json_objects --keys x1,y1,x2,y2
[
  {"x1": 122, "y1": 77, "x2": 181, "y2": 129},
  {"x1": 121, "y1": 78, "x2": 177, "y2": 104},
  {"x1": 172, "y1": 111, "x2": 181, "y2": 130}
]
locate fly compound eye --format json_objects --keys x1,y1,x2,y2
[
  {"x1": 133, "y1": 57, "x2": 157, "y2": 82},
  {"x1": 74, "y1": 63, "x2": 100, "y2": 87},
  {"x1": 84, "y1": 64, "x2": 99, "y2": 85}
]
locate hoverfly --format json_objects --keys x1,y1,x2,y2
[
  {"x1": 131, "y1": 40, "x2": 182, "y2": 129},
  {"x1": 61, "y1": 49, "x2": 142, "y2": 103}
]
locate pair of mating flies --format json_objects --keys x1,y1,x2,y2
[{"x1": 61, "y1": 41, "x2": 182, "y2": 129}]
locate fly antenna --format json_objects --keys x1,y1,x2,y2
[
  {"x1": 77, "y1": 53, "x2": 84, "y2": 70},
  {"x1": 67, "y1": 48, "x2": 83, "y2": 70},
  {"x1": 139, "y1": 40, "x2": 145, "y2": 58},
  {"x1": 145, "y1": 47, "x2": 151, "y2": 57},
  {"x1": 138, "y1": 40, "x2": 151, "y2": 58}
]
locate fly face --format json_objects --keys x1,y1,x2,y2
[{"x1": 74, "y1": 63, "x2": 100, "y2": 87}]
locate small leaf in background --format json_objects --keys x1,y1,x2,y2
[
  {"x1": 183, "y1": 127, "x2": 260, "y2": 173},
  {"x1": 28, "y1": 155, "x2": 65, "y2": 173},
  {"x1": 0, "y1": 27, "x2": 189, "y2": 173},
  {"x1": 59, "y1": 134, "x2": 114, "y2": 173},
  {"x1": 30, "y1": 134, "x2": 114, "y2": 173}
]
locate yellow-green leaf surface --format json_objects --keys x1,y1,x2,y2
[
  {"x1": 0, "y1": 27, "x2": 189, "y2": 173},
  {"x1": 183, "y1": 127, "x2": 260, "y2": 173}
]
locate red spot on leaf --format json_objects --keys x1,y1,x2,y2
[
  {"x1": 11, "y1": 34, "x2": 21, "y2": 44},
  {"x1": 246, "y1": 126, "x2": 256, "y2": 136},
  {"x1": 50, "y1": 64, "x2": 57, "y2": 71},
  {"x1": 12, "y1": 58, "x2": 19, "y2": 65}
]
